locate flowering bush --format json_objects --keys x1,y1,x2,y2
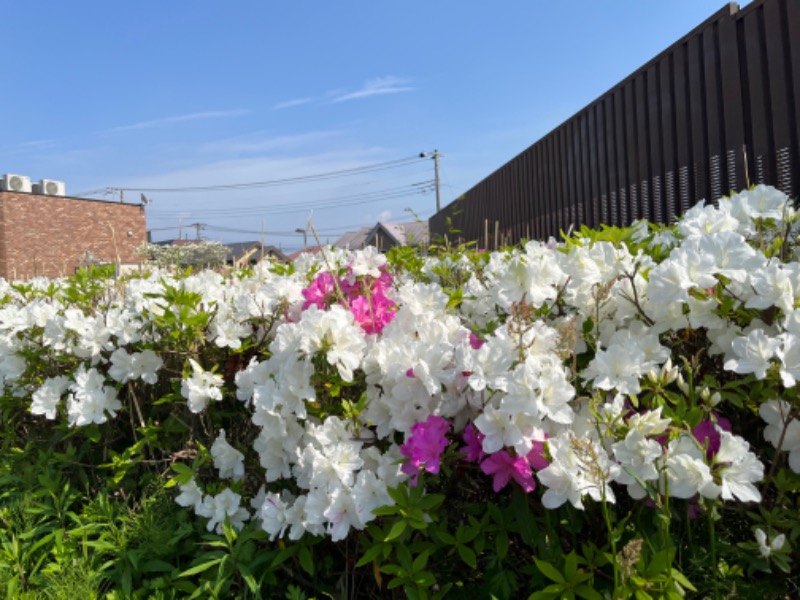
[{"x1": 2, "y1": 184, "x2": 800, "y2": 597}]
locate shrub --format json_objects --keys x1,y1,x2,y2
[{"x1": 1, "y1": 185, "x2": 799, "y2": 598}]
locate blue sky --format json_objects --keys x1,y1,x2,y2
[{"x1": 1, "y1": 1, "x2": 745, "y2": 252}]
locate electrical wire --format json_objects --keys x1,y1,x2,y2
[
  {"x1": 147, "y1": 184, "x2": 434, "y2": 221},
  {"x1": 76, "y1": 155, "x2": 426, "y2": 196}
]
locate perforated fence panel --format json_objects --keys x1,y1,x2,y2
[{"x1": 430, "y1": 0, "x2": 800, "y2": 245}]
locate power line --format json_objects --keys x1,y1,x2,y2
[
  {"x1": 76, "y1": 155, "x2": 426, "y2": 196},
  {"x1": 147, "y1": 183, "x2": 433, "y2": 220}
]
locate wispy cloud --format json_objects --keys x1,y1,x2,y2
[
  {"x1": 102, "y1": 109, "x2": 250, "y2": 134},
  {"x1": 273, "y1": 97, "x2": 314, "y2": 110},
  {"x1": 0, "y1": 139, "x2": 59, "y2": 155},
  {"x1": 331, "y1": 76, "x2": 414, "y2": 103}
]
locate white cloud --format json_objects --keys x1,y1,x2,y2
[
  {"x1": 273, "y1": 97, "x2": 314, "y2": 110},
  {"x1": 377, "y1": 210, "x2": 392, "y2": 222},
  {"x1": 101, "y1": 109, "x2": 250, "y2": 134},
  {"x1": 331, "y1": 76, "x2": 414, "y2": 103}
]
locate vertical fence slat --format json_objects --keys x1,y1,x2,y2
[{"x1": 430, "y1": 0, "x2": 799, "y2": 246}]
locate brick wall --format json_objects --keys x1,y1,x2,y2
[{"x1": 0, "y1": 191, "x2": 147, "y2": 280}]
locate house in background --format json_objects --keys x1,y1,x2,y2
[
  {"x1": 224, "y1": 241, "x2": 287, "y2": 267},
  {"x1": 0, "y1": 174, "x2": 146, "y2": 280},
  {"x1": 333, "y1": 221, "x2": 429, "y2": 252}
]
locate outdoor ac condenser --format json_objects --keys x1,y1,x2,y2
[
  {"x1": 33, "y1": 179, "x2": 66, "y2": 196},
  {"x1": 0, "y1": 174, "x2": 32, "y2": 192}
]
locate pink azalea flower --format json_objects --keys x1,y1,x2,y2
[
  {"x1": 461, "y1": 423, "x2": 487, "y2": 463},
  {"x1": 526, "y1": 439, "x2": 550, "y2": 471},
  {"x1": 692, "y1": 414, "x2": 732, "y2": 460},
  {"x1": 400, "y1": 415, "x2": 451, "y2": 485},
  {"x1": 371, "y1": 269, "x2": 393, "y2": 294},
  {"x1": 302, "y1": 272, "x2": 338, "y2": 310},
  {"x1": 480, "y1": 450, "x2": 536, "y2": 493},
  {"x1": 469, "y1": 333, "x2": 485, "y2": 350},
  {"x1": 349, "y1": 292, "x2": 396, "y2": 334}
]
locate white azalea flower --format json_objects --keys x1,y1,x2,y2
[
  {"x1": 582, "y1": 343, "x2": 646, "y2": 395},
  {"x1": 759, "y1": 399, "x2": 800, "y2": 473},
  {"x1": 613, "y1": 429, "x2": 662, "y2": 496},
  {"x1": 323, "y1": 485, "x2": 365, "y2": 542},
  {"x1": 755, "y1": 528, "x2": 786, "y2": 558},
  {"x1": 211, "y1": 429, "x2": 245, "y2": 481},
  {"x1": 67, "y1": 365, "x2": 122, "y2": 427},
  {"x1": 714, "y1": 429, "x2": 763, "y2": 503},
  {"x1": 180, "y1": 358, "x2": 224, "y2": 413},
  {"x1": 663, "y1": 435, "x2": 720, "y2": 500},
  {"x1": 537, "y1": 432, "x2": 619, "y2": 510},
  {"x1": 723, "y1": 329, "x2": 780, "y2": 379},
  {"x1": 175, "y1": 478, "x2": 204, "y2": 511},
  {"x1": 197, "y1": 488, "x2": 249, "y2": 534},
  {"x1": 30, "y1": 375, "x2": 71, "y2": 419}
]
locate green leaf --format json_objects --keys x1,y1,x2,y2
[
  {"x1": 495, "y1": 532, "x2": 509, "y2": 560},
  {"x1": 356, "y1": 544, "x2": 384, "y2": 568},
  {"x1": 238, "y1": 563, "x2": 259, "y2": 593},
  {"x1": 528, "y1": 583, "x2": 568, "y2": 600},
  {"x1": 670, "y1": 568, "x2": 696, "y2": 591},
  {"x1": 299, "y1": 546, "x2": 314, "y2": 576},
  {"x1": 417, "y1": 493, "x2": 445, "y2": 512},
  {"x1": 433, "y1": 530, "x2": 456, "y2": 545},
  {"x1": 457, "y1": 545, "x2": 477, "y2": 569},
  {"x1": 412, "y1": 550, "x2": 430, "y2": 572},
  {"x1": 534, "y1": 558, "x2": 565, "y2": 584},
  {"x1": 563, "y1": 552, "x2": 578, "y2": 581},
  {"x1": 575, "y1": 585, "x2": 603, "y2": 600},
  {"x1": 385, "y1": 520, "x2": 407, "y2": 542},
  {"x1": 141, "y1": 559, "x2": 175, "y2": 573},
  {"x1": 372, "y1": 505, "x2": 400, "y2": 517},
  {"x1": 645, "y1": 548, "x2": 673, "y2": 578},
  {"x1": 414, "y1": 570, "x2": 436, "y2": 587},
  {"x1": 179, "y1": 557, "x2": 224, "y2": 577}
]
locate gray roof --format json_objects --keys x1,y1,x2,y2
[{"x1": 333, "y1": 227, "x2": 370, "y2": 249}]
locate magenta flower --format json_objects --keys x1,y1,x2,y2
[
  {"x1": 480, "y1": 450, "x2": 536, "y2": 493},
  {"x1": 469, "y1": 333, "x2": 485, "y2": 350},
  {"x1": 526, "y1": 439, "x2": 550, "y2": 471},
  {"x1": 371, "y1": 269, "x2": 393, "y2": 294},
  {"x1": 400, "y1": 415, "x2": 451, "y2": 485},
  {"x1": 302, "y1": 272, "x2": 338, "y2": 310},
  {"x1": 692, "y1": 414, "x2": 732, "y2": 460},
  {"x1": 461, "y1": 422, "x2": 487, "y2": 463},
  {"x1": 349, "y1": 292, "x2": 396, "y2": 334}
]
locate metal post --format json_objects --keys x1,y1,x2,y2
[
  {"x1": 433, "y1": 149, "x2": 441, "y2": 212},
  {"x1": 420, "y1": 150, "x2": 442, "y2": 213}
]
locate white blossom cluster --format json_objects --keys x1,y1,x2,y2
[{"x1": 4, "y1": 185, "x2": 800, "y2": 543}]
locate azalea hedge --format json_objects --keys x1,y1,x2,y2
[{"x1": 2, "y1": 185, "x2": 800, "y2": 599}]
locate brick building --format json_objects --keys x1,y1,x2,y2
[{"x1": 0, "y1": 189, "x2": 147, "y2": 280}]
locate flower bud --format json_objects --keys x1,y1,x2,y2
[{"x1": 677, "y1": 373, "x2": 690, "y2": 395}]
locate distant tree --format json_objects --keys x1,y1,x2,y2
[{"x1": 138, "y1": 241, "x2": 228, "y2": 270}]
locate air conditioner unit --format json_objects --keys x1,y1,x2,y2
[
  {"x1": 33, "y1": 179, "x2": 66, "y2": 196},
  {"x1": 0, "y1": 174, "x2": 32, "y2": 193}
]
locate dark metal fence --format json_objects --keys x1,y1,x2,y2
[{"x1": 430, "y1": 0, "x2": 800, "y2": 246}]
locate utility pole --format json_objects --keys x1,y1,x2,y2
[
  {"x1": 295, "y1": 228, "x2": 308, "y2": 250},
  {"x1": 188, "y1": 222, "x2": 206, "y2": 240},
  {"x1": 420, "y1": 150, "x2": 442, "y2": 212}
]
